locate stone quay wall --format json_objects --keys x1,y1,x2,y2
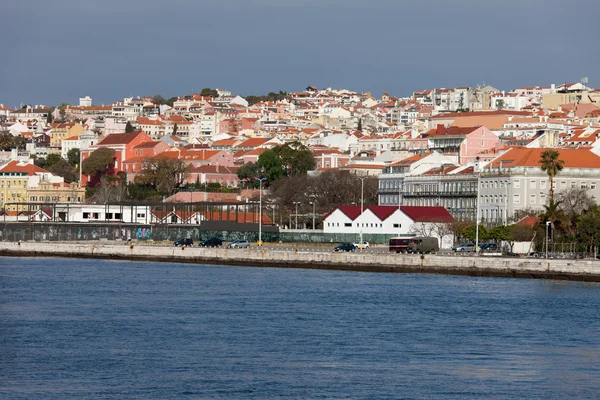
[{"x1": 2, "y1": 241, "x2": 600, "y2": 282}]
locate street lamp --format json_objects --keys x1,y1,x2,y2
[
  {"x1": 255, "y1": 177, "x2": 267, "y2": 245},
  {"x1": 475, "y1": 157, "x2": 481, "y2": 255},
  {"x1": 293, "y1": 201, "x2": 300, "y2": 229},
  {"x1": 358, "y1": 176, "x2": 367, "y2": 215},
  {"x1": 504, "y1": 181, "x2": 512, "y2": 226},
  {"x1": 309, "y1": 200, "x2": 316, "y2": 230},
  {"x1": 358, "y1": 176, "x2": 367, "y2": 243},
  {"x1": 545, "y1": 221, "x2": 551, "y2": 259}
]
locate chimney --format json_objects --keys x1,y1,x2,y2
[{"x1": 436, "y1": 124, "x2": 445, "y2": 135}]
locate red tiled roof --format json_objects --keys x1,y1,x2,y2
[
  {"x1": 490, "y1": 147, "x2": 600, "y2": 169},
  {"x1": 0, "y1": 161, "x2": 51, "y2": 175},
  {"x1": 323, "y1": 205, "x2": 452, "y2": 223},
  {"x1": 400, "y1": 206, "x2": 453, "y2": 223},
  {"x1": 97, "y1": 132, "x2": 146, "y2": 146}
]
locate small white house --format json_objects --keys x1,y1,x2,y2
[{"x1": 322, "y1": 205, "x2": 454, "y2": 248}]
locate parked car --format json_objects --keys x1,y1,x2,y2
[
  {"x1": 173, "y1": 238, "x2": 193, "y2": 247},
  {"x1": 480, "y1": 243, "x2": 498, "y2": 251},
  {"x1": 453, "y1": 243, "x2": 475, "y2": 252},
  {"x1": 199, "y1": 238, "x2": 223, "y2": 247},
  {"x1": 353, "y1": 241, "x2": 370, "y2": 249},
  {"x1": 334, "y1": 243, "x2": 356, "y2": 252},
  {"x1": 228, "y1": 239, "x2": 250, "y2": 249}
]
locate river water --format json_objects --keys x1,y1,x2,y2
[{"x1": 1, "y1": 256, "x2": 600, "y2": 399}]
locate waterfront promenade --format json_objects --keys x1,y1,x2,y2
[{"x1": 2, "y1": 241, "x2": 600, "y2": 282}]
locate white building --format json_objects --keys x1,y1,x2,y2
[
  {"x1": 322, "y1": 205, "x2": 454, "y2": 248},
  {"x1": 79, "y1": 96, "x2": 92, "y2": 107}
]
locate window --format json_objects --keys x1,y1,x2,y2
[
  {"x1": 393, "y1": 223, "x2": 401, "y2": 228},
  {"x1": 83, "y1": 212, "x2": 89, "y2": 219},
  {"x1": 530, "y1": 194, "x2": 536, "y2": 204},
  {"x1": 540, "y1": 181, "x2": 546, "y2": 189},
  {"x1": 530, "y1": 180, "x2": 536, "y2": 189},
  {"x1": 581, "y1": 182, "x2": 587, "y2": 189},
  {"x1": 344, "y1": 223, "x2": 352, "y2": 227},
  {"x1": 114, "y1": 213, "x2": 122, "y2": 219},
  {"x1": 592, "y1": 182, "x2": 596, "y2": 190},
  {"x1": 513, "y1": 194, "x2": 520, "y2": 204},
  {"x1": 137, "y1": 213, "x2": 146, "y2": 218},
  {"x1": 571, "y1": 181, "x2": 577, "y2": 189},
  {"x1": 513, "y1": 180, "x2": 520, "y2": 189},
  {"x1": 106, "y1": 213, "x2": 113, "y2": 219}
]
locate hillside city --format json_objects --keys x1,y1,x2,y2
[{"x1": 2, "y1": 81, "x2": 600, "y2": 250}]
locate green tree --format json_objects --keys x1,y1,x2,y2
[
  {"x1": 135, "y1": 156, "x2": 189, "y2": 195},
  {"x1": 125, "y1": 121, "x2": 135, "y2": 133},
  {"x1": 67, "y1": 148, "x2": 81, "y2": 167},
  {"x1": 172, "y1": 123, "x2": 178, "y2": 136},
  {"x1": 200, "y1": 88, "x2": 219, "y2": 98},
  {"x1": 44, "y1": 153, "x2": 62, "y2": 169},
  {"x1": 489, "y1": 225, "x2": 513, "y2": 247},
  {"x1": 277, "y1": 141, "x2": 315, "y2": 176},
  {"x1": 258, "y1": 149, "x2": 285, "y2": 183},
  {"x1": 539, "y1": 150, "x2": 564, "y2": 202},
  {"x1": 46, "y1": 109, "x2": 54, "y2": 123},
  {"x1": 12, "y1": 135, "x2": 27, "y2": 150},
  {"x1": 81, "y1": 148, "x2": 115, "y2": 179},
  {"x1": 152, "y1": 94, "x2": 167, "y2": 104},
  {"x1": 463, "y1": 224, "x2": 489, "y2": 242},
  {"x1": 237, "y1": 162, "x2": 262, "y2": 187},
  {"x1": 48, "y1": 159, "x2": 78, "y2": 183},
  {"x1": 576, "y1": 206, "x2": 600, "y2": 254},
  {"x1": 357, "y1": 118, "x2": 362, "y2": 131},
  {"x1": 0, "y1": 131, "x2": 14, "y2": 150},
  {"x1": 59, "y1": 108, "x2": 66, "y2": 121}
]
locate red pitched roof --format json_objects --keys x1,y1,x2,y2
[
  {"x1": 97, "y1": 132, "x2": 146, "y2": 146},
  {"x1": 399, "y1": 206, "x2": 453, "y2": 222},
  {"x1": 490, "y1": 147, "x2": 600, "y2": 169},
  {"x1": 323, "y1": 205, "x2": 452, "y2": 222},
  {"x1": 0, "y1": 160, "x2": 51, "y2": 175}
]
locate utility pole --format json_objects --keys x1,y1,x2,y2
[
  {"x1": 475, "y1": 157, "x2": 481, "y2": 255},
  {"x1": 255, "y1": 177, "x2": 267, "y2": 245}
]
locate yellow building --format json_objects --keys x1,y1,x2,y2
[
  {"x1": 49, "y1": 122, "x2": 85, "y2": 148},
  {"x1": 27, "y1": 181, "x2": 85, "y2": 205},
  {"x1": 0, "y1": 161, "x2": 67, "y2": 212}
]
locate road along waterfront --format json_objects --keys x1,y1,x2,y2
[{"x1": 2, "y1": 241, "x2": 600, "y2": 282}]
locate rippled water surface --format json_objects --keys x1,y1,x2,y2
[{"x1": 1, "y1": 256, "x2": 600, "y2": 399}]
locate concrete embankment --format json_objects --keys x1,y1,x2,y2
[{"x1": 2, "y1": 242, "x2": 600, "y2": 282}]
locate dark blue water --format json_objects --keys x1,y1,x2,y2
[{"x1": 1, "y1": 257, "x2": 600, "y2": 399}]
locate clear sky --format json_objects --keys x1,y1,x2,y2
[{"x1": 2, "y1": 0, "x2": 598, "y2": 107}]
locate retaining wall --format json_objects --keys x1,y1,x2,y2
[{"x1": 2, "y1": 242, "x2": 600, "y2": 282}]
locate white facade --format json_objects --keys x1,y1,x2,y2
[
  {"x1": 79, "y1": 96, "x2": 92, "y2": 107},
  {"x1": 322, "y1": 205, "x2": 453, "y2": 248}
]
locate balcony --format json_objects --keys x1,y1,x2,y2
[{"x1": 378, "y1": 189, "x2": 477, "y2": 197}]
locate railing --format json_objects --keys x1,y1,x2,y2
[{"x1": 378, "y1": 189, "x2": 477, "y2": 197}]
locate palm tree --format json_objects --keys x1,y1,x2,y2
[{"x1": 539, "y1": 150, "x2": 564, "y2": 202}]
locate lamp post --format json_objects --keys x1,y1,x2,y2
[
  {"x1": 309, "y1": 201, "x2": 316, "y2": 230},
  {"x1": 255, "y1": 177, "x2": 266, "y2": 245},
  {"x1": 504, "y1": 181, "x2": 511, "y2": 226},
  {"x1": 293, "y1": 201, "x2": 300, "y2": 229},
  {"x1": 358, "y1": 176, "x2": 367, "y2": 243},
  {"x1": 359, "y1": 176, "x2": 366, "y2": 215},
  {"x1": 545, "y1": 221, "x2": 551, "y2": 259},
  {"x1": 475, "y1": 157, "x2": 481, "y2": 255}
]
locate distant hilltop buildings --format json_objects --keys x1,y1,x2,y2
[{"x1": 0, "y1": 80, "x2": 600, "y2": 222}]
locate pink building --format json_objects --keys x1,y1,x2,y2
[{"x1": 427, "y1": 125, "x2": 500, "y2": 165}]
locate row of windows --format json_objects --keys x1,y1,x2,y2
[
  {"x1": 326, "y1": 222, "x2": 387, "y2": 228},
  {"x1": 28, "y1": 196, "x2": 81, "y2": 202}
]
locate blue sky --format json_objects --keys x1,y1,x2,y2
[{"x1": 2, "y1": 0, "x2": 598, "y2": 106}]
